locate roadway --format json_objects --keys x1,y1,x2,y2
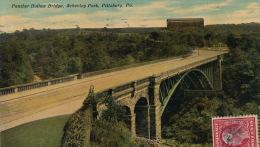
[{"x1": 0, "y1": 50, "x2": 227, "y2": 131}]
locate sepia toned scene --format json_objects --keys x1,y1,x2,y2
[{"x1": 0, "y1": 0, "x2": 259, "y2": 146}]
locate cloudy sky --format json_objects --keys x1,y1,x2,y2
[{"x1": 0, "y1": 0, "x2": 259, "y2": 32}]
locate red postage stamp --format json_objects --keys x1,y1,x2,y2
[{"x1": 212, "y1": 115, "x2": 258, "y2": 147}]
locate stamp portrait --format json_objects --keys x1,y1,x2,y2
[{"x1": 212, "y1": 115, "x2": 258, "y2": 147}]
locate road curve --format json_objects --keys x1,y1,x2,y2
[{"x1": 0, "y1": 50, "x2": 227, "y2": 131}]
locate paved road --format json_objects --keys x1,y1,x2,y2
[{"x1": 0, "y1": 50, "x2": 227, "y2": 131}]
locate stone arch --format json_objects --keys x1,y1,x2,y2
[
  {"x1": 160, "y1": 69, "x2": 213, "y2": 116},
  {"x1": 134, "y1": 97, "x2": 149, "y2": 138},
  {"x1": 122, "y1": 106, "x2": 131, "y2": 130}
]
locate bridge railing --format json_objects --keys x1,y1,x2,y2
[
  {"x1": 164, "y1": 56, "x2": 218, "y2": 78},
  {"x1": 0, "y1": 74, "x2": 78, "y2": 96},
  {"x1": 113, "y1": 82, "x2": 133, "y2": 93},
  {"x1": 0, "y1": 88, "x2": 16, "y2": 96},
  {"x1": 136, "y1": 78, "x2": 150, "y2": 86},
  {"x1": 100, "y1": 77, "x2": 150, "y2": 98},
  {"x1": 17, "y1": 82, "x2": 49, "y2": 92}
]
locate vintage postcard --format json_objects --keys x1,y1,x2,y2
[{"x1": 0, "y1": 0, "x2": 259, "y2": 146}]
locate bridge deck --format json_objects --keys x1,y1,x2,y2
[{"x1": 0, "y1": 50, "x2": 227, "y2": 131}]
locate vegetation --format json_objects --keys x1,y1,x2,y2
[
  {"x1": 162, "y1": 96, "x2": 241, "y2": 143},
  {"x1": 1, "y1": 23, "x2": 259, "y2": 146},
  {"x1": 60, "y1": 91, "x2": 137, "y2": 147},
  {"x1": 90, "y1": 120, "x2": 135, "y2": 147},
  {"x1": 1, "y1": 115, "x2": 70, "y2": 147},
  {"x1": 161, "y1": 23, "x2": 260, "y2": 145},
  {"x1": 3, "y1": 24, "x2": 259, "y2": 88},
  {"x1": 0, "y1": 28, "x2": 194, "y2": 88}
]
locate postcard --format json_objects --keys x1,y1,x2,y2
[{"x1": 0, "y1": 0, "x2": 259, "y2": 146}]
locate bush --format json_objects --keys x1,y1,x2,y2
[
  {"x1": 90, "y1": 120, "x2": 135, "y2": 147},
  {"x1": 61, "y1": 92, "x2": 135, "y2": 147}
]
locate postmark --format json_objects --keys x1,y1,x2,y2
[{"x1": 212, "y1": 115, "x2": 258, "y2": 147}]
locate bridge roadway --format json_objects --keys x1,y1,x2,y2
[{"x1": 0, "y1": 50, "x2": 227, "y2": 131}]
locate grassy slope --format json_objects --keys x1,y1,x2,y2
[{"x1": 1, "y1": 115, "x2": 70, "y2": 147}]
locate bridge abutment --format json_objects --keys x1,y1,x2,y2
[
  {"x1": 212, "y1": 56, "x2": 223, "y2": 91},
  {"x1": 149, "y1": 76, "x2": 162, "y2": 140},
  {"x1": 131, "y1": 114, "x2": 136, "y2": 136}
]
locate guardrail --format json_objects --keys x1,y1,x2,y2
[{"x1": 0, "y1": 55, "x2": 223, "y2": 96}]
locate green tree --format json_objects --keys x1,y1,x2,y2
[
  {"x1": 223, "y1": 33, "x2": 260, "y2": 104},
  {"x1": 162, "y1": 97, "x2": 241, "y2": 144},
  {"x1": 0, "y1": 41, "x2": 33, "y2": 87},
  {"x1": 61, "y1": 91, "x2": 135, "y2": 147},
  {"x1": 67, "y1": 56, "x2": 82, "y2": 74}
]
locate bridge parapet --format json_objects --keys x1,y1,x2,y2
[
  {"x1": 158, "y1": 56, "x2": 218, "y2": 80},
  {"x1": 0, "y1": 74, "x2": 78, "y2": 96},
  {"x1": 105, "y1": 77, "x2": 150, "y2": 98}
]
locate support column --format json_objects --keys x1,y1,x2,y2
[
  {"x1": 149, "y1": 75, "x2": 162, "y2": 140},
  {"x1": 212, "y1": 56, "x2": 223, "y2": 91},
  {"x1": 131, "y1": 113, "x2": 136, "y2": 137}
]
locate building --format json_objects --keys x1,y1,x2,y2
[{"x1": 167, "y1": 18, "x2": 204, "y2": 29}]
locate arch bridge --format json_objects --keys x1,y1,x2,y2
[
  {"x1": 0, "y1": 50, "x2": 226, "y2": 138},
  {"x1": 96, "y1": 55, "x2": 223, "y2": 139}
]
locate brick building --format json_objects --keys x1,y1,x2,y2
[{"x1": 167, "y1": 18, "x2": 204, "y2": 29}]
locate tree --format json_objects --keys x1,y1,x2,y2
[
  {"x1": 0, "y1": 41, "x2": 33, "y2": 87},
  {"x1": 61, "y1": 90, "x2": 135, "y2": 147},
  {"x1": 150, "y1": 32, "x2": 160, "y2": 40},
  {"x1": 162, "y1": 97, "x2": 241, "y2": 144},
  {"x1": 223, "y1": 33, "x2": 260, "y2": 104},
  {"x1": 67, "y1": 57, "x2": 82, "y2": 74}
]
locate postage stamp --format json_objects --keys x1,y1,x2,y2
[{"x1": 212, "y1": 115, "x2": 258, "y2": 147}]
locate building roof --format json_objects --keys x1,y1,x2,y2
[{"x1": 167, "y1": 18, "x2": 204, "y2": 21}]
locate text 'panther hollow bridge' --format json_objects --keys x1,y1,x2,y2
[{"x1": 0, "y1": 49, "x2": 228, "y2": 138}]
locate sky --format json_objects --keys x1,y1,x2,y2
[{"x1": 0, "y1": 0, "x2": 259, "y2": 32}]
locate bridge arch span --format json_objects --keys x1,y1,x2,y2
[
  {"x1": 160, "y1": 69, "x2": 214, "y2": 116},
  {"x1": 134, "y1": 97, "x2": 149, "y2": 138}
]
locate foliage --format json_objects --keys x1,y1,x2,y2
[
  {"x1": 1, "y1": 23, "x2": 260, "y2": 88},
  {"x1": 223, "y1": 32, "x2": 260, "y2": 104},
  {"x1": 61, "y1": 92, "x2": 134, "y2": 147},
  {"x1": 101, "y1": 94, "x2": 127, "y2": 123},
  {"x1": 60, "y1": 108, "x2": 87, "y2": 147},
  {"x1": 90, "y1": 120, "x2": 135, "y2": 147},
  {"x1": 162, "y1": 96, "x2": 241, "y2": 144},
  {"x1": 1, "y1": 23, "x2": 260, "y2": 145},
  {"x1": 0, "y1": 27, "x2": 194, "y2": 88},
  {"x1": 0, "y1": 40, "x2": 34, "y2": 87},
  {"x1": 162, "y1": 23, "x2": 260, "y2": 144}
]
